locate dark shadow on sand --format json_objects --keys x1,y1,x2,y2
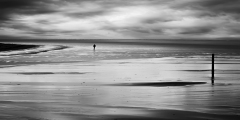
[
  {"x1": 110, "y1": 82, "x2": 207, "y2": 87},
  {"x1": 100, "y1": 109, "x2": 240, "y2": 120},
  {"x1": 183, "y1": 70, "x2": 210, "y2": 72},
  {"x1": 38, "y1": 107, "x2": 240, "y2": 120},
  {"x1": 10, "y1": 72, "x2": 90, "y2": 75}
]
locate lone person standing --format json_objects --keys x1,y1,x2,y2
[{"x1": 93, "y1": 44, "x2": 96, "y2": 50}]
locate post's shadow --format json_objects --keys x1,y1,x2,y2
[{"x1": 211, "y1": 77, "x2": 214, "y2": 85}]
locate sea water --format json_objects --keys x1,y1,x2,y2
[{"x1": 0, "y1": 42, "x2": 240, "y2": 119}]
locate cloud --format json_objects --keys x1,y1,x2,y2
[
  {"x1": 0, "y1": 0, "x2": 57, "y2": 22},
  {"x1": 1, "y1": 0, "x2": 240, "y2": 39},
  {"x1": 173, "y1": 0, "x2": 240, "y2": 14}
]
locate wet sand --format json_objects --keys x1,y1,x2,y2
[
  {"x1": 0, "y1": 106, "x2": 239, "y2": 120},
  {"x1": 1, "y1": 43, "x2": 240, "y2": 120},
  {"x1": 1, "y1": 58, "x2": 240, "y2": 120}
]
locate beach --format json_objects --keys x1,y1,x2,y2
[{"x1": 0, "y1": 42, "x2": 240, "y2": 120}]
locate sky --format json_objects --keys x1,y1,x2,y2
[{"x1": 1, "y1": 0, "x2": 240, "y2": 39}]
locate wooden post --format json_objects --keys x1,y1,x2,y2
[{"x1": 212, "y1": 54, "x2": 214, "y2": 84}]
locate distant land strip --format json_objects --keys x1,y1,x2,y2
[
  {"x1": 0, "y1": 43, "x2": 39, "y2": 52},
  {"x1": 0, "y1": 43, "x2": 69, "y2": 56}
]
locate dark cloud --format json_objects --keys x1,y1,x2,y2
[
  {"x1": 66, "y1": 11, "x2": 107, "y2": 18},
  {"x1": 0, "y1": 0, "x2": 57, "y2": 21},
  {"x1": 1, "y1": 0, "x2": 240, "y2": 39},
  {"x1": 3, "y1": 23, "x2": 81, "y2": 35},
  {"x1": 0, "y1": 0, "x2": 132, "y2": 21},
  {"x1": 35, "y1": 20, "x2": 53, "y2": 25},
  {"x1": 62, "y1": 0, "x2": 143, "y2": 19},
  {"x1": 143, "y1": 18, "x2": 174, "y2": 24},
  {"x1": 0, "y1": 0, "x2": 38, "y2": 9},
  {"x1": 0, "y1": 35, "x2": 26, "y2": 39},
  {"x1": 151, "y1": 29, "x2": 164, "y2": 34},
  {"x1": 179, "y1": 27, "x2": 215, "y2": 35},
  {"x1": 196, "y1": 0, "x2": 240, "y2": 14},
  {"x1": 173, "y1": 0, "x2": 240, "y2": 15},
  {"x1": 227, "y1": 25, "x2": 240, "y2": 34},
  {"x1": 130, "y1": 27, "x2": 151, "y2": 33}
]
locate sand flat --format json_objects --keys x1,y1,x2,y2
[
  {"x1": 1, "y1": 58, "x2": 240, "y2": 120},
  {"x1": 1, "y1": 43, "x2": 240, "y2": 119}
]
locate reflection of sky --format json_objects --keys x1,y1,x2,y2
[
  {"x1": 1, "y1": 80, "x2": 240, "y2": 117},
  {"x1": 1, "y1": 45, "x2": 240, "y2": 118},
  {"x1": 1, "y1": 53, "x2": 240, "y2": 83}
]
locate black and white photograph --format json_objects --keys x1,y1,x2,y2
[{"x1": 0, "y1": 0, "x2": 240, "y2": 119}]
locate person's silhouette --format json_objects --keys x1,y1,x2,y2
[{"x1": 93, "y1": 44, "x2": 96, "y2": 50}]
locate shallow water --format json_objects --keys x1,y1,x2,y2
[{"x1": 0, "y1": 43, "x2": 240, "y2": 119}]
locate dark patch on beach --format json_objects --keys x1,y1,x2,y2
[
  {"x1": 13, "y1": 72, "x2": 89, "y2": 75},
  {"x1": 75, "y1": 64, "x2": 97, "y2": 66},
  {"x1": 0, "y1": 101, "x2": 15, "y2": 104},
  {"x1": 54, "y1": 108, "x2": 240, "y2": 120},
  {"x1": 219, "y1": 70, "x2": 240, "y2": 71},
  {"x1": 176, "y1": 63, "x2": 240, "y2": 65},
  {"x1": 0, "y1": 115, "x2": 47, "y2": 120},
  {"x1": 212, "y1": 105, "x2": 240, "y2": 109},
  {"x1": 183, "y1": 69, "x2": 240, "y2": 73},
  {"x1": 119, "y1": 62, "x2": 131, "y2": 64},
  {"x1": 0, "y1": 65, "x2": 16, "y2": 68},
  {"x1": 0, "y1": 92, "x2": 36, "y2": 94},
  {"x1": 183, "y1": 70, "x2": 210, "y2": 72},
  {"x1": 0, "y1": 43, "x2": 39, "y2": 52},
  {"x1": 215, "y1": 63, "x2": 240, "y2": 64},
  {"x1": 110, "y1": 82, "x2": 206, "y2": 87},
  {"x1": 0, "y1": 60, "x2": 86, "y2": 68},
  {"x1": 212, "y1": 83, "x2": 234, "y2": 86},
  {"x1": 0, "y1": 82, "x2": 96, "y2": 86},
  {"x1": 0, "y1": 45, "x2": 69, "y2": 56}
]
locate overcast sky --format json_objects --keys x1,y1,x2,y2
[{"x1": 1, "y1": 0, "x2": 240, "y2": 39}]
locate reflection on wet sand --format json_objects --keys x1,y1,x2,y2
[
  {"x1": 0, "y1": 57, "x2": 240, "y2": 119},
  {"x1": 1, "y1": 43, "x2": 240, "y2": 119}
]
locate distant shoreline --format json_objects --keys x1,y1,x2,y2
[
  {"x1": 1, "y1": 39, "x2": 240, "y2": 49},
  {"x1": 0, "y1": 43, "x2": 39, "y2": 52}
]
